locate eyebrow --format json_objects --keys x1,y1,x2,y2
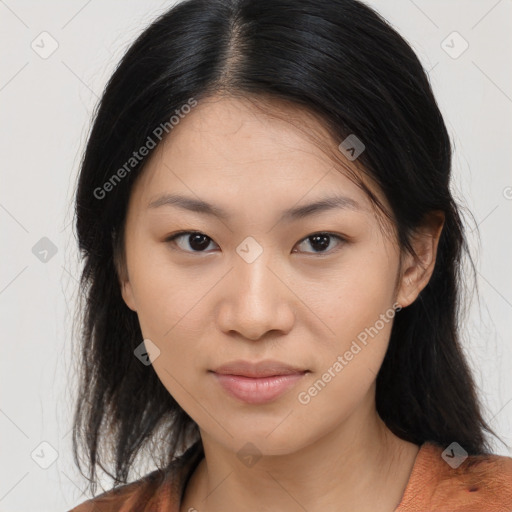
[{"x1": 147, "y1": 193, "x2": 362, "y2": 222}]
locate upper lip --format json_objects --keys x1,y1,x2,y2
[{"x1": 212, "y1": 359, "x2": 308, "y2": 378}]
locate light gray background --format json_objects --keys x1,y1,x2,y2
[{"x1": 1, "y1": 1, "x2": 511, "y2": 510}]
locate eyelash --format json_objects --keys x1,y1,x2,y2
[{"x1": 164, "y1": 230, "x2": 347, "y2": 256}]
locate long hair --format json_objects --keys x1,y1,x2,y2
[{"x1": 71, "y1": 0, "x2": 503, "y2": 496}]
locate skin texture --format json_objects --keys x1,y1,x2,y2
[{"x1": 119, "y1": 95, "x2": 444, "y2": 512}]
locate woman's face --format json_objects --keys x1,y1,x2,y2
[{"x1": 120, "y1": 96, "x2": 418, "y2": 456}]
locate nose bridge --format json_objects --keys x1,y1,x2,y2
[
  {"x1": 235, "y1": 239, "x2": 279, "y2": 309},
  {"x1": 218, "y1": 237, "x2": 295, "y2": 339}
]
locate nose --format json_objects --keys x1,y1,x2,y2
[{"x1": 216, "y1": 254, "x2": 296, "y2": 341}]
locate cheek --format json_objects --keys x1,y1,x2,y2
[
  {"x1": 127, "y1": 242, "x2": 203, "y2": 334},
  {"x1": 127, "y1": 248, "x2": 213, "y2": 376},
  {"x1": 302, "y1": 250, "x2": 398, "y2": 342},
  {"x1": 150, "y1": 327, "x2": 214, "y2": 426}
]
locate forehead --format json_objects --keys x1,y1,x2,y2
[{"x1": 129, "y1": 95, "x2": 384, "y2": 216}]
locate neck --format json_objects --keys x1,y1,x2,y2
[{"x1": 181, "y1": 395, "x2": 419, "y2": 512}]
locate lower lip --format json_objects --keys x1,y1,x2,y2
[{"x1": 212, "y1": 372, "x2": 307, "y2": 404}]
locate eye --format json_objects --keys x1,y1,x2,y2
[
  {"x1": 293, "y1": 232, "x2": 346, "y2": 254},
  {"x1": 165, "y1": 231, "x2": 218, "y2": 253},
  {"x1": 165, "y1": 231, "x2": 346, "y2": 255}
]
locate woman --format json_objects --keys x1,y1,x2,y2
[{"x1": 68, "y1": 0, "x2": 512, "y2": 510}]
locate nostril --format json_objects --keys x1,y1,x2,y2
[{"x1": 468, "y1": 486, "x2": 478, "y2": 492}]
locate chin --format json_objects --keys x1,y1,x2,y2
[{"x1": 210, "y1": 425, "x2": 309, "y2": 459}]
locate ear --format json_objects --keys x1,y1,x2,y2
[
  {"x1": 121, "y1": 278, "x2": 137, "y2": 312},
  {"x1": 112, "y1": 229, "x2": 137, "y2": 312},
  {"x1": 115, "y1": 254, "x2": 137, "y2": 312},
  {"x1": 395, "y1": 211, "x2": 445, "y2": 308}
]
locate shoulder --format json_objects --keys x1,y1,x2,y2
[
  {"x1": 397, "y1": 441, "x2": 512, "y2": 511},
  {"x1": 68, "y1": 441, "x2": 205, "y2": 512},
  {"x1": 67, "y1": 468, "x2": 169, "y2": 512}
]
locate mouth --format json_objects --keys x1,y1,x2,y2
[{"x1": 210, "y1": 359, "x2": 309, "y2": 404}]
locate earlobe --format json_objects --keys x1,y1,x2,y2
[
  {"x1": 121, "y1": 280, "x2": 137, "y2": 312},
  {"x1": 396, "y1": 211, "x2": 445, "y2": 308}
]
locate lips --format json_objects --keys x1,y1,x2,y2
[
  {"x1": 212, "y1": 359, "x2": 307, "y2": 378},
  {"x1": 210, "y1": 359, "x2": 308, "y2": 404}
]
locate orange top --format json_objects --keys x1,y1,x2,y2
[{"x1": 68, "y1": 440, "x2": 512, "y2": 511}]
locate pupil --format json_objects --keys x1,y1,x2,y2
[
  {"x1": 189, "y1": 234, "x2": 210, "y2": 251},
  {"x1": 310, "y1": 234, "x2": 329, "y2": 251}
]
